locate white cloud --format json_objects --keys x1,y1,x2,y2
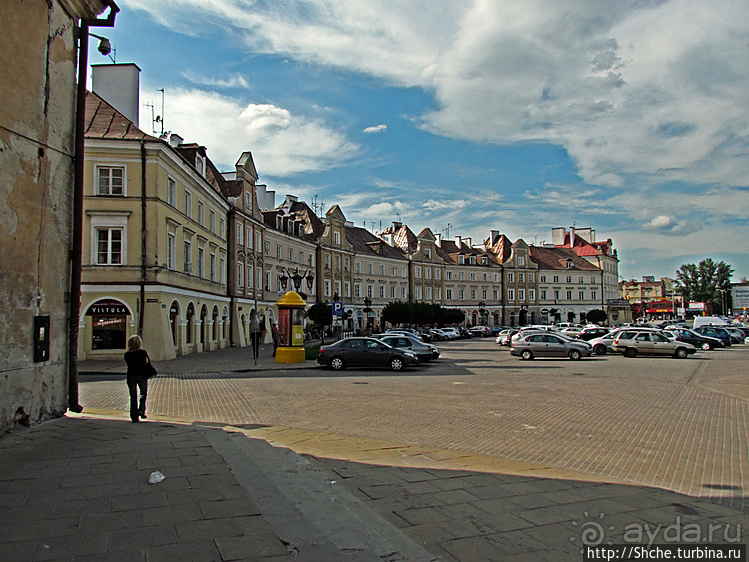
[
  {"x1": 363, "y1": 124, "x2": 387, "y2": 134},
  {"x1": 161, "y1": 88, "x2": 358, "y2": 174},
  {"x1": 182, "y1": 72, "x2": 250, "y2": 89},
  {"x1": 127, "y1": 0, "x2": 749, "y2": 188},
  {"x1": 422, "y1": 199, "x2": 470, "y2": 211}
]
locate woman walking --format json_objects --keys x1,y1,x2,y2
[{"x1": 124, "y1": 335, "x2": 150, "y2": 423}]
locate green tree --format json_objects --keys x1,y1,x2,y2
[
  {"x1": 381, "y1": 301, "x2": 411, "y2": 325},
  {"x1": 307, "y1": 302, "x2": 332, "y2": 327},
  {"x1": 675, "y1": 259, "x2": 733, "y2": 314},
  {"x1": 586, "y1": 309, "x2": 607, "y2": 325}
]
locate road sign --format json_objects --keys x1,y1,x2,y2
[{"x1": 332, "y1": 301, "x2": 344, "y2": 316}]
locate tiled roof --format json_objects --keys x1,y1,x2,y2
[
  {"x1": 85, "y1": 91, "x2": 153, "y2": 140},
  {"x1": 530, "y1": 246, "x2": 600, "y2": 271},
  {"x1": 345, "y1": 226, "x2": 407, "y2": 260}
]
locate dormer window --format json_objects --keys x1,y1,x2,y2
[
  {"x1": 195, "y1": 156, "x2": 205, "y2": 176},
  {"x1": 469, "y1": 255, "x2": 476, "y2": 265},
  {"x1": 276, "y1": 216, "x2": 282, "y2": 229},
  {"x1": 334, "y1": 231, "x2": 341, "y2": 245},
  {"x1": 518, "y1": 256, "x2": 525, "y2": 266},
  {"x1": 566, "y1": 259, "x2": 574, "y2": 269},
  {"x1": 458, "y1": 255, "x2": 465, "y2": 264},
  {"x1": 481, "y1": 256, "x2": 488, "y2": 265}
]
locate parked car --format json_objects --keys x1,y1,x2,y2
[
  {"x1": 693, "y1": 325, "x2": 733, "y2": 347},
  {"x1": 468, "y1": 326, "x2": 492, "y2": 337},
  {"x1": 317, "y1": 337, "x2": 419, "y2": 371},
  {"x1": 377, "y1": 335, "x2": 440, "y2": 361},
  {"x1": 664, "y1": 327, "x2": 724, "y2": 350},
  {"x1": 723, "y1": 327, "x2": 745, "y2": 344},
  {"x1": 588, "y1": 330, "x2": 626, "y2": 355},
  {"x1": 511, "y1": 332, "x2": 592, "y2": 360},
  {"x1": 457, "y1": 327, "x2": 473, "y2": 339},
  {"x1": 576, "y1": 327, "x2": 610, "y2": 341},
  {"x1": 439, "y1": 327, "x2": 460, "y2": 340},
  {"x1": 428, "y1": 329, "x2": 448, "y2": 341},
  {"x1": 385, "y1": 329, "x2": 424, "y2": 342},
  {"x1": 612, "y1": 330, "x2": 697, "y2": 358},
  {"x1": 497, "y1": 329, "x2": 519, "y2": 346}
]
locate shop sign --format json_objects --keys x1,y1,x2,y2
[{"x1": 88, "y1": 300, "x2": 129, "y2": 316}]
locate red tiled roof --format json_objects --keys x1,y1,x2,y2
[{"x1": 84, "y1": 91, "x2": 153, "y2": 140}]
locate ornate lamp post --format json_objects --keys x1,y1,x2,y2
[
  {"x1": 278, "y1": 267, "x2": 314, "y2": 299},
  {"x1": 363, "y1": 296, "x2": 373, "y2": 334},
  {"x1": 478, "y1": 300, "x2": 486, "y2": 326}
]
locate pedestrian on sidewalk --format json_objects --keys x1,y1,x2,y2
[
  {"x1": 271, "y1": 322, "x2": 279, "y2": 357},
  {"x1": 124, "y1": 335, "x2": 151, "y2": 423},
  {"x1": 250, "y1": 326, "x2": 260, "y2": 359}
]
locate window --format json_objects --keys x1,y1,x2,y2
[
  {"x1": 220, "y1": 254, "x2": 226, "y2": 284},
  {"x1": 344, "y1": 257, "x2": 350, "y2": 271},
  {"x1": 390, "y1": 285, "x2": 396, "y2": 298},
  {"x1": 567, "y1": 290, "x2": 573, "y2": 300},
  {"x1": 566, "y1": 260, "x2": 574, "y2": 269},
  {"x1": 458, "y1": 271, "x2": 465, "y2": 281},
  {"x1": 355, "y1": 262, "x2": 361, "y2": 274},
  {"x1": 183, "y1": 239, "x2": 192, "y2": 273},
  {"x1": 579, "y1": 291, "x2": 585, "y2": 300},
  {"x1": 380, "y1": 285, "x2": 386, "y2": 298},
  {"x1": 209, "y1": 210, "x2": 216, "y2": 233},
  {"x1": 592, "y1": 276, "x2": 597, "y2": 284},
  {"x1": 426, "y1": 268, "x2": 431, "y2": 280},
  {"x1": 265, "y1": 270, "x2": 271, "y2": 291},
  {"x1": 553, "y1": 275, "x2": 559, "y2": 283},
  {"x1": 167, "y1": 231, "x2": 176, "y2": 270},
  {"x1": 458, "y1": 289, "x2": 464, "y2": 300},
  {"x1": 257, "y1": 232, "x2": 262, "y2": 250},
  {"x1": 481, "y1": 256, "x2": 488, "y2": 265},
  {"x1": 264, "y1": 241, "x2": 270, "y2": 256},
  {"x1": 257, "y1": 267, "x2": 263, "y2": 290},
  {"x1": 378, "y1": 264, "x2": 384, "y2": 275},
  {"x1": 219, "y1": 218, "x2": 226, "y2": 239},
  {"x1": 540, "y1": 275, "x2": 546, "y2": 283},
  {"x1": 493, "y1": 289, "x2": 499, "y2": 300},
  {"x1": 167, "y1": 178, "x2": 176, "y2": 206},
  {"x1": 184, "y1": 191, "x2": 192, "y2": 218},
  {"x1": 554, "y1": 290, "x2": 560, "y2": 301},
  {"x1": 401, "y1": 286, "x2": 407, "y2": 299},
  {"x1": 97, "y1": 166, "x2": 124, "y2": 195},
  {"x1": 335, "y1": 280, "x2": 342, "y2": 297},
  {"x1": 469, "y1": 256, "x2": 476, "y2": 265},
  {"x1": 592, "y1": 290, "x2": 598, "y2": 300},
  {"x1": 236, "y1": 224, "x2": 244, "y2": 246},
  {"x1": 508, "y1": 272, "x2": 514, "y2": 283},
  {"x1": 338, "y1": 257, "x2": 344, "y2": 271},
  {"x1": 402, "y1": 267, "x2": 407, "y2": 278},
  {"x1": 529, "y1": 289, "x2": 535, "y2": 301},
  {"x1": 567, "y1": 276, "x2": 572, "y2": 283},
  {"x1": 529, "y1": 273, "x2": 535, "y2": 283},
  {"x1": 290, "y1": 249, "x2": 295, "y2": 262},
  {"x1": 237, "y1": 262, "x2": 244, "y2": 288},
  {"x1": 198, "y1": 201, "x2": 205, "y2": 226},
  {"x1": 470, "y1": 289, "x2": 476, "y2": 300},
  {"x1": 579, "y1": 276, "x2": 585, "y2": 284},
  {"x1": 95, "y1": 228, "x2": 123, "y2": 264},
  {"x1": 245, "y1": 192, "x2": 251, "y2": 209},
  {"x1": 541, "y1": 290, "x2": 547, "y2": 300},
  {"x1": 518, "y1": 273, "x2": 524, "y2": 283},
  {"x1": 324, "y1": 280, "x2": 331, "y2": 297},
  {"x1": 482, "y1": 289, "x2": 487, "y2": 300},
  {"x1": 415, "y1": 286, "x2": 422, "y2": 300},
  {"x1": 458, "y1": 255, "x2": 465, "y2": 265},
  {"x1": 367, "y1": 284, "x2": 374, "y2": 298},
  {"x1": 415, "y1": 266, "x2": 422, "y2": 279},
  {"x1": 446, "y1": 271, "x2": 452, "y2": 281},
  {"x1": 435, "y1": 269, "x2": 441, "y2": 280},
  {"x1": 482, "y1": 273, "x2": 488, "y2": 282},
  {"x1": 247, "y1": 265, "x2": 253, "y2": 289},
  {"x1": 345, "y1": 282, "x2": 351, "y2": 298},
  {"x1": 334, "y1": 231, "x2": 341, "y2": 245},
  {"x1": 470, "y1": 272, "x2": 476, "y2": 281},
  {"x1": 508, "y1": 288, "x2": 515, "y2": 301},
  {"x1": 425, "y1": 249, "x2": 431, "y2": 259},
  {"x1": 325, "y1": 254, "x2": 331, "y2": 269},
  {"x1": 277, "y1": 245, "x2": 282, "y2": 259},
  {"x1": 367, "y1": 263, "x2": 373, "y2": 274},
  {"x1": 446, "y1": 289, "x2": 453, "y2": 300},
  {"x1": 518, "y1": 289, "x2": 525, "y2": 301},
  {"x1": 518, "y1": 256, "x2": 525, "y2": 266},
  {"x1": 354, "y1": 283, "x2": 361, "y2": 298},
  {"x1": 247, "y1": 227, "x2": 253, "y2": 249},
  {"x1": 210, "y1": 252, "x2": 216, "y2": 282},
  {"x1": 197, "y1": 246, "x2": 204, "y2": 278}
]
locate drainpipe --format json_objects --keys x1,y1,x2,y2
[
  {"x1": 500, "y1": 264, "x2": 506, "y2": 326},
  {"x1": 68, "y1": 4, "x2": 119, "y2": 414},
  {"x1": 139, "y1": 140, "x2": 147, "y2": 336}
]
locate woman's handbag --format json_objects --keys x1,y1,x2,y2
[{"x1": 144, "y1": 357, "x2": 158, "y2": 378}]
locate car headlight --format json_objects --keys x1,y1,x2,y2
[{"x1": 405, "y1": 352, "x2": 417, "y2": 358}]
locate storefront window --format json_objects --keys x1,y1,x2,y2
[{"x1": 88, "y1": 300, "x2": 129, "y2": 350}]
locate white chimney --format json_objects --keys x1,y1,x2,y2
[
  {"x1": 435, "y1": 233, "x2": 442, "y2": 246},
  {"x1": 464, "y1": 237, "x2": 472, "y2": 248},
  {"x1": 92, "y1": 63, "x2": 141, "y2": 126},
  {"x1": 455, "y1": 236, "x2": 462, "y2": 248},
  {"x1": 169, "y1": 133, "x2": 183, "y2": 147},
  {"x1": 490, "y1": 230, "x2": 499, "y2": 244},
  {"x1": 570, "y1": 227, "x2": 576, "y2": 248}
]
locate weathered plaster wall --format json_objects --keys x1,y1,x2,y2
[{"x1": 0, "y1": 0, "x2": 80, "y2": 432}]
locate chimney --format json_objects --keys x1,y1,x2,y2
[
  {"x1": 92, "y1": 63, "x2": 141, "y2": 125},
  {"x1": 455, "y1": 236, "x2": 462, "y2": 248},
  {"x1": 490, "y1": 230, "x2": 499, "y2": 245},
  {"x1": 284, "y1": 194, "x2": 298, "y2": 206},
  {"x1": 169, "y1": 133, "x2": 183, "y2": 148},
  {"x1": 392, "y1": 221, "x2": 402, "y2": 231},
  {"x1": 435, "y1": 233, "x2": 442, "y2": 246},
  {"x1": 464, "y1": 237, "x2": 472, "y2": 248},
  {"x1": 570, "y1": 227, "x2": 576, "y2": 248},
  {"x1": 551, "y1": 227, "x2": 565, "y2": 246}
]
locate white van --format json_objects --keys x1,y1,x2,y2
[{"x1": 693, "y1": 316, "x2": 729, "y2": 329}]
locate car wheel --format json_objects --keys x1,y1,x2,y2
[
  {"x1": 330, "y1": 356, "x2": 345, "y2": 371},
  {"x1": 568, "y1": 350, "x2": 582, "y2": 360},
  {"x1": 390, "y1": 357, "x2": 404, "y2": 371},
  {"x1": 624, "y1": 348, "x2": 637, "y2": 358},
  {"x1": 674, "y1": 348, "x2": 689, "y2": 359},
  {"x1": 594, "y1": 344, "x2": 606, "y2": 355},
  {"x1": 521, "y1": 350, "x2": 534, "y2": 360},
  {"x1": 701, "y1": 342, "x2": 712, "y2": 351}
]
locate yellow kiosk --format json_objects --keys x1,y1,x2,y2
[{"x1": 275, "y1": 291, "x2": 307, "y2": 363}]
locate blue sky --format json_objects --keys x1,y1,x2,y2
[{"x1": 99, "y1": 0, "x2": 748, "y2": 282}]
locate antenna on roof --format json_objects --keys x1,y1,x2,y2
[
  {"x1": 396, "y1": 213, "x2": 401, "y2": 222},
  {"x1": 444, "y1": 223, "x2": 452, "y2": 237},
  {"x1": 370, "y1": 221, "x2": 376, "y2": 232},
  {"x1": 155, "y1": 88, "x2": 166, "y2": 138}
]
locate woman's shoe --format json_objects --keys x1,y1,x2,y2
[
  {"x1": 138, "y1": 411, "x2": 147, "y2": 419},
  {"x1": 131, "y1": 418, "x2": 139, "y2": 423}
]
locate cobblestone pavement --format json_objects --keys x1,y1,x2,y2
[{"x1": 80, "y1": 340, "x2": 749, "y2": 512}]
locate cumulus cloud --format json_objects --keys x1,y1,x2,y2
[
  {"x1": 363, "y1": 124, "x2": 387, "y2": 134},
  {"x1": 162, "y1": 88, "x2": 358, "y2": 174},
  {"x1": 182, "y1": 72, "x2": 250, "y2": 89},
  {"x1": 125, "y1": 0, "x2": 749, "y2": 188}
]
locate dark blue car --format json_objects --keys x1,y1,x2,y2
[{"x1": 693, "y1": 325, "x2": 732, "y2": 346}]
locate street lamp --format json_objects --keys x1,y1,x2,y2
[
  {"x1": 478, "y1": 300, "x2": 486, "y2": 326},
  {"x1": 278, "y1": 267, "x2": 314, "y2": 298},
  {"x1": 363, "y1": 296, "x2": 373, "y2": 333}
]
